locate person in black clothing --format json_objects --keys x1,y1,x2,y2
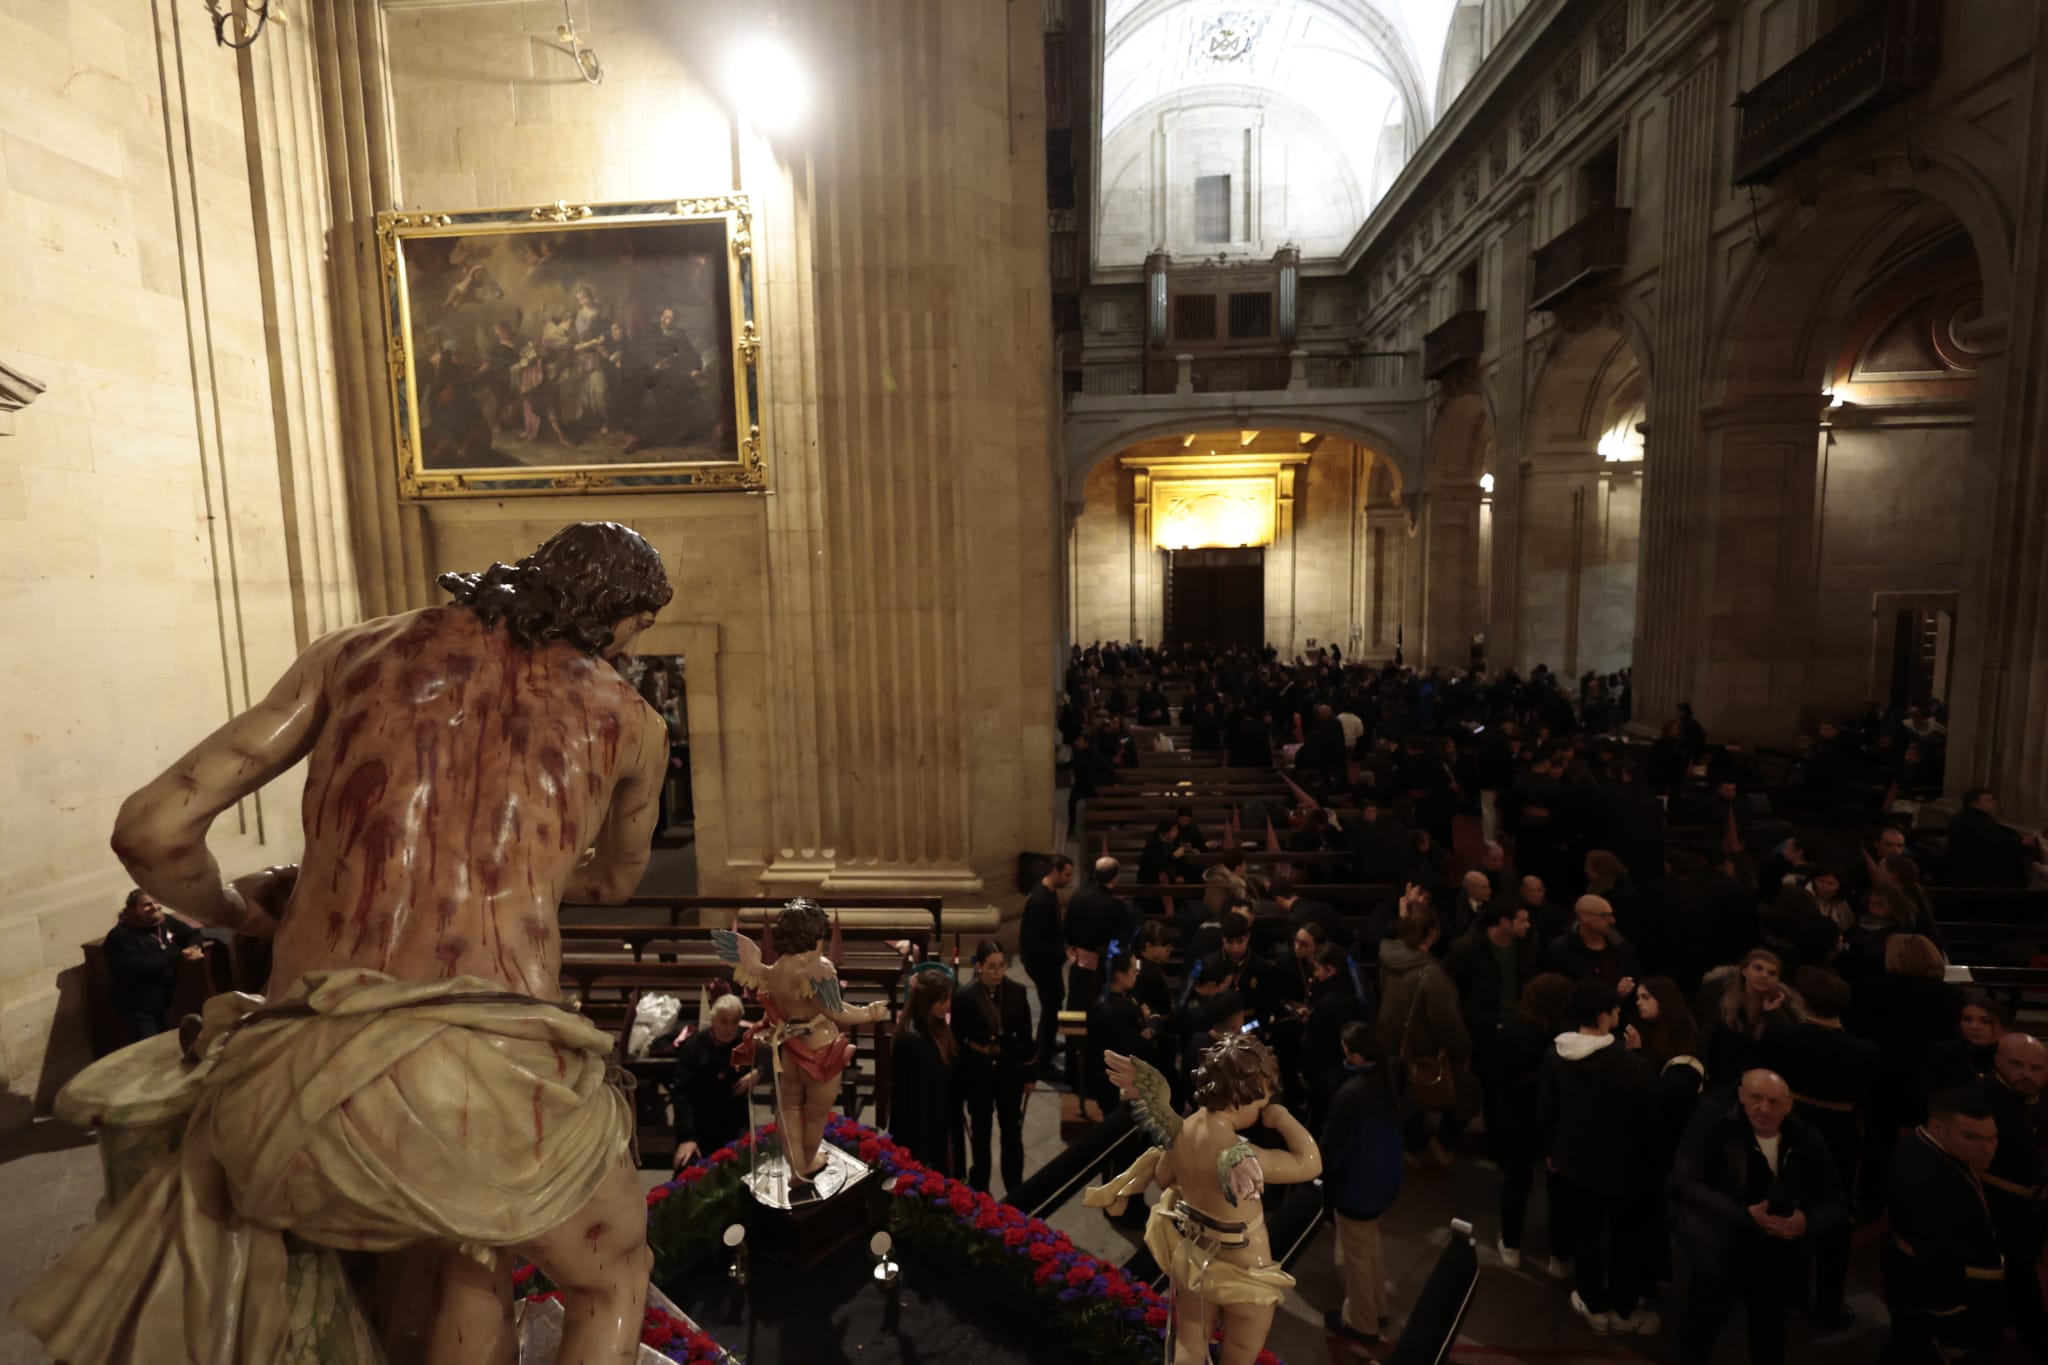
[
  {"x1": 1346, "y1": 797, "x2": 1409, "y2": 885},
  {"x1": 1982, "y1": 1034, "x2": 2048, "y2": 1356},
  {"x1": 1193, "y1": 912, "x2": 1281, "y2": 1022},
  {"x1": 1131, "y1": 919, "x2": 1176, "y2": 1021},
  {"x1": 1019, "y1": 854, "x2": 1074, "y2": 1079},
  {"x1": 1300, "y1": 943, "x2": 1363, "y2": 1122},
  {"x1": 1271, "y1": 877, "x2": 1349, "y2": 948},
  {"x1": 1882, "y1": 1087, "x2": 2007, "y2": 1364},
  {"x1": 1137, "y1": 817, "x2": 1196, "y2": 912},
  {"x1": 1945, "y1": 787, "x2": 2045, "y2": 888},
  {"x1": 1760, "y1": 968, "x2": 1881, "y2": 1327},
  {"x1": 1855, "y1": 933, "x2": 1964, "y2": 1215},
  {"x1": 1758, "y1": 884, "x2": 1841, "y2": 974},
  {"x1": 1693, "y1": 950, "x2": 1795, "y2": 1087},
  {"x1": 1066, "y1": 732, "x2": 1118, "y2": 830},
  {"x1": 1924, "y1": 992, "x2": 2010, "y2": 1097},
  {"x1": 668, "y1": 995, "x2": 760, "y2": 1167},
  {"x1": 889, "y1": 970, "x2": 962, "y2": 1177},
  {"x1": 1083, "y1": 951, "x2": 1153, "y2": 1118},
  {"x1": 1494, "y1": 972, "x2": 1573, "y2": 1269},
  {"x1": 1669, "y1": 1070, "x2": 1846, "y2": 1365},
  {"x1": 1320, "y1": 1020, "x2": 1409, "y2": 1349},
  {"x1": 1446, "y1": 903, "x2": 1540, "y2": 1048},
  {"x1": 1539, "y1": 978, "x2": 1658, "y2": 1336},
  {"x1": 1509, "y1": 873, "x2": 1569, "y2": 945},
  {"x1": 1065, "y1": 856, "x2": 1132, "y2": 1011},
  {"x1": 1545, "y1": 895, "x2": 1641, "y2": 994},
  {"x1": 103, "y1": 890, "x2": 204, "y2": 1041},
  {"x1": 952, "y1": 941, "x2": 1036, "y2": 1194}
]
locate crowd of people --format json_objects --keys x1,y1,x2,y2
[{"x1": 1036, "y1": 639, "x2": 2047, "y2": 1361}]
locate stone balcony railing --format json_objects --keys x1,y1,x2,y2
[{"x1": 1071, "y1": 350, "x2": 1408, "y2": 399}]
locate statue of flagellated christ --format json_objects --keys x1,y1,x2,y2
[{"x1": 16, "y1": 523, "x2": 675, "y2": 1365}]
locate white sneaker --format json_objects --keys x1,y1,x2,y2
[
  {"x1": 1610, "y1": 1307, "x2": 1661, "y2": 1335},
  {"x1": 1546, "y1": 1256, "x2": 1573, "y2": 1279},
  {"x1": 1495, "y1": 1237, "x2": 1521, "y2": 1269},
  {"x1": 1570, "y1": 1291, "x2": 1610, "y2": 1334}
]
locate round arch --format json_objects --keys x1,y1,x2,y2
[
  {"x1": 1064, "y1": 405, "x2": 1423, "y2": 492},
  {"x1": 1707, "y1": 142, "x2": 2013, "y2": 398},
  {"x1": 1424, "y1": 388, "x2": 1495, "y2": 487}
]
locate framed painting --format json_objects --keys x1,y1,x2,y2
[{"x1": 376, "y1": 196, "x2": 762, "y2": 497}]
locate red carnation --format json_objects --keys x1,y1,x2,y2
[
  {"x1": 1033, "y1": 1261, "x2": 1060, "y2": 1286},
  {"x1": 1144, "y1": 1306, "x2": 1169, "y2": 1329},
  {"x1": 946, "y1": 1187, "x2": 976, "y2": 1215},
  {"x1": 1064, "y1": 1265, "x2": 1091, "y2": 1288},
  {"x1": 1002, "y1": 1225, "x2": 1029, "y2": 1248}
]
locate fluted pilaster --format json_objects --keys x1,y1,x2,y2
[
  {"x1": 1631, "y1": 51, "x2": 1722, "y2": 726},
  {"x1": 236, "y1": 14, "x2": 361, "y2": 645},
  {"x1": 798, "y1": 0, "x2": 1056, "y2": 894}
]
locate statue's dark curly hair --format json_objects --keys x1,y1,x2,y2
[
  {"x1": 772, "y1": 898, "x2": 832, "y2": 955},
  {"x1": 437, "y1": 522, "x2": 673, "y2": 656},
  {"x1": 1191, "y1": 1033, "x2": 1280, "y2": 1112}
]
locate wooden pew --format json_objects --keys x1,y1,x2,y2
[{"x1": 559, "y1": 922, "x2": 929, "y2": 968}]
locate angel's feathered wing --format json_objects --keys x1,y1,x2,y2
[
  {"x1": 709, "y1": 929, "x2": 766, "y2": 989},
  {"x1": 802, "y1": 957, "x2": 846, "y2": 1014},
  {"x1": 1103, "y1": 1050, "x2": 1181, "y2": 1146},
  {"x1": 1217, "y1": 1141, "x2": 1267, "y2": 1207}
]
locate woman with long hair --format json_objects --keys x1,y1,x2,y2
[
  {"x1": 1852, "y1": 932, "x2": 1963, "y2": 1220},
  {"x1": 1699, "y1": 949, "x2": 1801, "y2": 1087},
  {"x1": 889, "y1": 969, "x2": 962, "y2": 1177},
  {"x1": 1633, "y1": 977, "x2": 1703, "y2": 1291}
]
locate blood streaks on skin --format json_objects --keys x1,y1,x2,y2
[{"x1": 532, "y1": 1082, "x2": 546, "y2": 1159}]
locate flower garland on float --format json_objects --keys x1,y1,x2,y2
[{"x1": 519, "y1": 1117, "x2": 1285, "y2": 1365}]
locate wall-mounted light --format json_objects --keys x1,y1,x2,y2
[
  {"x1": 732, "y1": 25, "x2": 810, "y2": 133},
  {"x1": 1597, "y1": 425, "x2": 1644, "y2": 462},
  {"x1": 1479, "y1": 472, "x2": 1495, "y2": 494},
  {"x1": 206, "y1": 0, "x2": 278, "y2": 49},
  {"x1": 554, "y1": 2, "x2": 604, "y2": 85}
]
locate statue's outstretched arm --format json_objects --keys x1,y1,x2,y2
[{"x1": 111, "y1": 627, "x2": 356, "y2": 930}]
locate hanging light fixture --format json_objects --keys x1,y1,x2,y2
[{"x1": 206, "y1": 0, "x2": 279, "y2": 49}]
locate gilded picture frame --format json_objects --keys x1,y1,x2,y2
[{"x1": 376, "y1": 196, "x2": 763, "y2": 498}]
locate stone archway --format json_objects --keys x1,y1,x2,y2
[
  {"x1": 1413, "y1": 388, "x2": 1494, "y2": 668},
  {"x1": 1515, "y1": 323, "x2": 1646, "y2": 679},
  {"x1": 1690, "y1": 175, "x2": 2005, "y2": 751}
]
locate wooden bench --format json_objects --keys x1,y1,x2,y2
[{"x1": 555, "y1": 958, "x2": 904, "y2": 1134}]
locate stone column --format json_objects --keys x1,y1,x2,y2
[
  {"x1": 233, "y1": 10, "x2": 362, "y2": 646},
  {"x1": 1485, "y1": 202, "x2": 1535, "y2": 663},
  {"x1": 1947, "y1": 1, "x2": 2048, "y2": 822},
  {"x1": 1417, "y1": 486, "x2": 1485, "y2": 668},
  {"x1": 1630, "y1": 43, "x2": 1722, "y2": 726},
  {"x1": 793, "y1": 0, "x2": 1057, "y2": 899},
  {"x1": 308, "y1": 0, "x2": 429, "y2": 617},
  {"x1": 1693, "y1": 391, "x2": 1827, "y2": 743}
]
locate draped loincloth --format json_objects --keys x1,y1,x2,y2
[
  {"x1": 1084, "y1": 1147, "x2": 1293, "y2": 1309},
  {"x1": 12, "y1": 969, "x2": 631, "y2": 1365}
]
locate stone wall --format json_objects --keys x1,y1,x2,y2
[{"x1": 0, "y1": 0, "x2": 330, "y2": 1124}]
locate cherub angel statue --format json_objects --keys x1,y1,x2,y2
[
  {"x1": 1084, "y1": 1034, "x2": 1322, "y2": 1365},
  {"x1": 714, "y1": 899, "x2": 888, "y2": 1190}
]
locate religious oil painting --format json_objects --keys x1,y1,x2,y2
[{"x1": 377, "y1": 196, "x2": 762, "y2": 497}]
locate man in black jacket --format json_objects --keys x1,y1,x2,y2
[
  {"x1": 1065, "y1": 857, "x2": 1132, "y2": 1011},
  {"x1": 103, "y1": 890, "x2": 204, "y2": 1040},
  {"x1": 1760, "y1": 968, "x2": 1881, "y2": 1328},
  {"x1": 1545, "y1": 895, "x2": 1640, "y2": 993},
  {"x1": 1538, "y1": 979, "x2": 1657, "y2": 1336},
  {"x1": 667, "y1": 996, "x2": 759, "y2": 1168},
  {"x1": 1019, "y1": 854, "x2": 1074, "y2": 1079},
  {"x1": 1944, "y1": 787, "x2": 2044, "y2": 889},
  {"x1": 1882, "y1": 1086, "x2": 2007, "y2": 1363},
  {"x1": 1669, "y1": 1070, "x2": 1846, "y2": 1365},
  {"x1": 1445, "y1": 904, "x2": 1539, "y2": 1047},
  {"x1": 1982, "y1": 1034, "x2": 2048, "y2": 1356}
]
